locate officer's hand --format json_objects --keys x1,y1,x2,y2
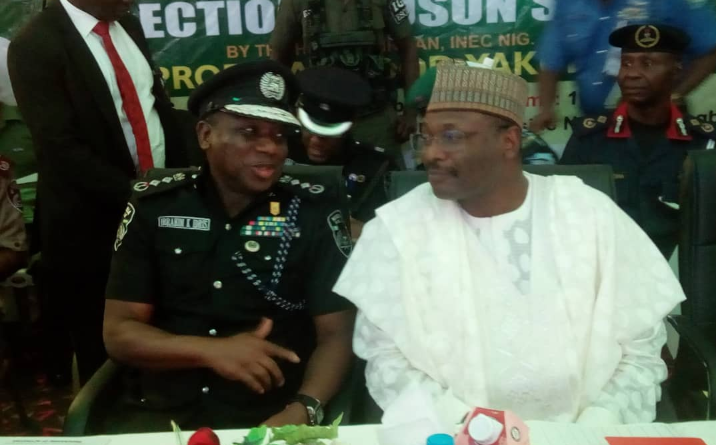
[
  {"x1": 206, "y1": 318, "x2": 300, "y2": 394},
  {"x1": 396, "y1": 108, "x2": 418, "y2": 142},
  {"x1": 529, "y1": 108, "x2": 557, "y2": 133}
]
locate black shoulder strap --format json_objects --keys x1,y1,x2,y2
[
  {"x1": 569, "y1": 115, "x2": 609, "y2": 138},
  {"x1": 131, "y1": 168, "x2": 200, "y2": 199}
]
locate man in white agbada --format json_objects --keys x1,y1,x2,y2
[{"x1": 333, "y1": 61, "x2": 685, "y2": 425}]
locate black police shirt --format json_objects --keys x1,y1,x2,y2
[{"x1": 105, "y1": 167, "x2": 353, "y2": 419}]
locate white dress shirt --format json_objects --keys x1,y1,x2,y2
[
  {"x1": 0, "y1": 37, "x2": 15, "y2": 106},
  {"x1": 59, "y1": 0, "x2": 165, "y2": 169}
]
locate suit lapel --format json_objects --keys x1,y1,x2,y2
[{"x1": 50, "y1": 1, "x2": 123, "y2": 140}]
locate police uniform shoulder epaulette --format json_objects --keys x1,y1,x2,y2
[
  {"x1": 276, "y1": 173, "x2": 331, "y2": 200},
  {"x1": 684, "y1": 115, "x2": 716, "y2": 138},
  {"x1": 569, "y1": 115, "x2": 610, "y2": 137},
  {"x1": 0, "y1": 155, "x2": 12, "y2": 179},
  {"x1": 130, "y1": 167, "x2": 201, "y2": 199}
]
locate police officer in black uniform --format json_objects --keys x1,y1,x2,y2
[
  {"x1": 286, "y1": 67, "x2": 396, "y2": 239},
  {"x1": 561, "y1": 24, "x2": 715, "y2": 258},
  {"x1": 102, "y1": 60, "x2": 355, "y2": 432}
]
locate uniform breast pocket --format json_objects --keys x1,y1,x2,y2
[{"x1": 155, "y1": 237, "x2": 213, "y2": 305}]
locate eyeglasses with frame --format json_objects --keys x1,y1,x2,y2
[{"x1": 410, "y1": 124, "x2": 513, "y2": 153}]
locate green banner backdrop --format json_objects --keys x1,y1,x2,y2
[
  {"x1": 135, "y1": 0, "x2": 552, "y2": 95},
  {"x1": 3, "y1": 0, "x2": 716, "y2": 152}
]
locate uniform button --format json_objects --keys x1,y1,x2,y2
[
  {"x1": 192, "y1": 174, "x2": 199, "y2": 179},
  {"x1": 202, "y1": 386, "x2": 210, "y2": 394},
  {"x1": 140, "y1": 398, "x2": 147, "y2": 403},
  {"x1": 209, "y1": 329, "x2": 217, "y2": 336},
  {"x1": 264, "y1": 255, "x2": 272, "y2": 261},
  {"x1": 174, "y1": 247, "x2": 182, "y2": 254},
  {"x1": 213, "y1": 280, "x2": 223, "y2": 289},
  {"x1": 225, "y1": 223, "x2": 232, "y2": 231}
]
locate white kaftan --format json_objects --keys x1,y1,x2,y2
[{"x1": 333, "y1": 173, "x2": 684, "y2": 425}]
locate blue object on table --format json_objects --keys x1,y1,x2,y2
[{"x1": 427, "y1": 433, "x2": 455, "y2": 445}]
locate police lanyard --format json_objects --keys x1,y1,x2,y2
[{"x1": 232, "y1": 196, "x2": 305, "y2": 311}]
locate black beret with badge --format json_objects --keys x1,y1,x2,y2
[
  {"x1": 296, "y1": 67, "x2": 371, "y2": 137},
  {"x1": 609, "y1": 24, "x2": 690, "y2": 54},
  {"x1": 187, "y1": 59, "x2": 300, "y2": 127}
]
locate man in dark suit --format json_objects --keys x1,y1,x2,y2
[{"x1": 8, "y1": 0, "x2": 188, "y2": 384}]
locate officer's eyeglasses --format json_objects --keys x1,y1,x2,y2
[{"x1": 410, "y1": 129, "x2": 482, "y2": 153}]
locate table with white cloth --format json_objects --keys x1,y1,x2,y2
[{"x1": 1, "y1": 422, "x2": 715, "y2": 445}]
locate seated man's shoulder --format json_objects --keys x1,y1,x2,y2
[
  {"x1": 11, "y1": 9, "x2": 57, "y2": 48},
  {"x1": 684, "y1": 115, "x2": 716, "y2": 140},
  {"x1": 550, "y1": 173, "x2": 617, "y2": 214},
  {"x1": 567, "y1": 114, "x2": 610, "y2": 139},
  {"x1": 130, "y1": 167, "x2": 201, "y2": 201}
]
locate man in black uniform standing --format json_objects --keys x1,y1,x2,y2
[
  {"x1": 287, "y1": 67, "x2": 396, "y2": 239},
  {"x1": 561, "y1": 24, "x2": 715, "y2": 258},
  {"x1": 102, "y1": 60, "x2": 355, "y2": 431}
]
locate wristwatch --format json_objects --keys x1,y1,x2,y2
[{"x1": 292, "y1": 394, "x2": 324, "y2": 426}]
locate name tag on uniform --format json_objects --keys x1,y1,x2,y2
[{"x1": 158, "y1": 216, "x2": 211, "y2": 231}]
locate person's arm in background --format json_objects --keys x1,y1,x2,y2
[
  {"x1": 532, "y1": 69, "x2": 560, "y2": 132},
  {"x1": 269, "y1": 0, "x2": 300, "y2": 67},
  {"x1": 386, "y1": 0, "x2": 419, "y2": 141},
  {"x1": 0, "y1": 168, "x2": 27, "y2": 280},
  {"x1": 530, "y1": 3, "x2": 567, "y2": 133},
  {"x1": 8, "y1": 32, "x2": 131, "y2": 205},
  {"x1": 395, "y1": 36, "x2": 419, "y2": 141},
  {"x1": 674, "y1": 49, "x2": 716, "y2": 98},
  {"x1": 672, "y1": 0, "x2": 716, "y2": 99}
]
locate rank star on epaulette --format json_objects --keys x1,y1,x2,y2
[{"x1": 278, "y1": 174, "x2": 325, "y2": 194}]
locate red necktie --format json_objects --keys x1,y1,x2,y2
[{"x1": 93, "y1": 21, "x2": 154, "y2": 172}]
